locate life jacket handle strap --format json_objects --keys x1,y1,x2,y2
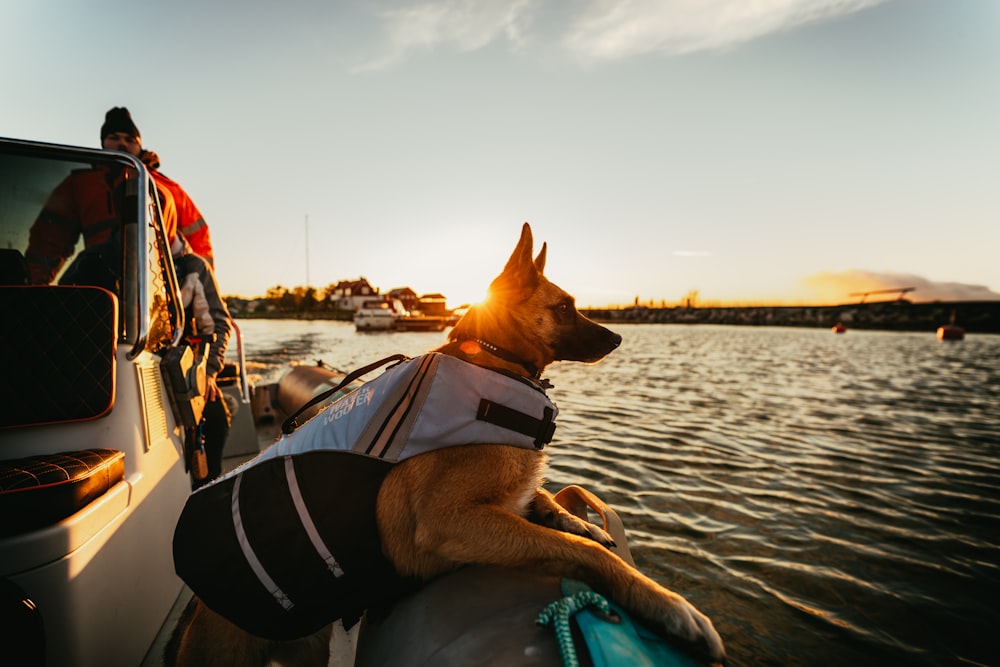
[
  {"x1": 476, "y1": 398, "x2": 554, "y2": 448},
  {"x1": 282, "y1": 354, "x2": 409, "y2": 434}
]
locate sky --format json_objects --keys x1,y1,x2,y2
[{"x1": 2, "y1": 0, "x2": 998, "y2": 308}]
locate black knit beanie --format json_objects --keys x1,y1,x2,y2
[{"x1": 100, "y1": 107, "x2": 141, "y2": 141}]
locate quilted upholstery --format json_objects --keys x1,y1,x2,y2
[
  {"x1": 0, "y1": 449, "x2": 125, "y2": 537},
  {"x1": 0, "y1": 286, "x2": 117, "y2": 428}
]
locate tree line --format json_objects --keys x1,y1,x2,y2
[{"x1": 225, "y1": 285, "x2": 356, "y2": 318}]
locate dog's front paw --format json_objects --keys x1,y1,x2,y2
[
  {"x1": 573, "y1": 518, "x2": 616, "y2": 548},
  {"x1": 656, "y1": 593, "x2": 726, "y2": 665},
  {"x1": 538, "y1": 509, "x2": 616, "y2": 548}
]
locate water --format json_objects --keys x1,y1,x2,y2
[{"x1": 236, "y1": 319, "x2": 1000, "y2": 666}]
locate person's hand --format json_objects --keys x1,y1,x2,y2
[
  {"x1": 205, "y1": 375, "x2": 221, "y2": 403},
  {"x1": 139, "y1": 149, "x2": 160, "y2": 170}
]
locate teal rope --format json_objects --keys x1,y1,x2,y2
[{"x1": 536, "y1": 590, "x2": 612, "y2": 667}]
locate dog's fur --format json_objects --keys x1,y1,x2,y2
[{"x1": 166, "y1": 223, "x2": 725, "y2": 665}]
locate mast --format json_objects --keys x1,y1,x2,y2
[{"x1": 304, "y1": 214, "x2": 311, "y2": 288}]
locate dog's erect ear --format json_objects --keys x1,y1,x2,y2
[
  {"x1": 490, "y1": 222, "x2": 540, "y2": 295},
  {"x1": 534, "y1": 243, "x2": 547, "y2": 274}
]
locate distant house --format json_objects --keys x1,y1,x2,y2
[
  {"x1": 417, "y1": 293, "x2": 449, "y2": 316},
  {"x1": 328, "y1": 277, "x2": 379, "y2": 312},
  {"x1": 387, "y1": 287, "x2": 419, "y2": 312}
]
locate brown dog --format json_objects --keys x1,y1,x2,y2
[{"x1": 167, "y1": 223, "x2": 724, "y2": 665}]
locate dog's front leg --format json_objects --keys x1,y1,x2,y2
[
  {"x1": 528, "y1": 487, "x2": 616, "y2": 547},
  {"x1": 407, "y1": 501, "x2": 724, "y2": 663},
  {"x1": 377, "y1": 449, "x2": 725, "y2": 664}
]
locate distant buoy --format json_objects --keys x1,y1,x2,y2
[
  {"x1": 937, "y1": 325, "x2": 965, "y2": 341},
  {"x1": 832, "y1": 323, "x2": 847, "y2": 334}
]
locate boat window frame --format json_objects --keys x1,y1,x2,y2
[{"x1": 0, "y1": 137, "x2": 184, "y2": 357}]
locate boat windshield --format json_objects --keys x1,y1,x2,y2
[{"x1": 0, "y1": 140, "x2": 175, "y2": 350}]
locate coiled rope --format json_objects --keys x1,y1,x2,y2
[{"x1": 536, "y1": 589, "x2": 612, "y2": 667}]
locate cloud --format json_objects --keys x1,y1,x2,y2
[
  {"x1": 802, "y1": 270, "x2": 1000, "y2": 304},
  {"x1": 355, "y1": 0, "x2": 538, "y2": 71},
  {"x1": 560, "y1": 0, "x2": 887, "y2": 62},
  {"x1": 357, "y1": 0, "x2": 888, "y2": 70}
]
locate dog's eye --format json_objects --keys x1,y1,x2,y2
[{"x1": 552, "y1": 298, "x2": 575, "y2": 322}]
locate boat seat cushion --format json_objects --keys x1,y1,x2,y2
[
  {"x1": 0, "y1": 285, "x2": 117, "y2": 428},
  {"x1": 0, "y1": 449, "x2": 125, "y2": 537}
]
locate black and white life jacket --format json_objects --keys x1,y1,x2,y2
[{"x1": 172, "y1": 352, "x2": 557, "y2": 640}]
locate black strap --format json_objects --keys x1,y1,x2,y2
[
  {"x1": 476, "y1": 399, "x2": 554, "y2": 448},
  {"x1": 281, "y1": 354, "x2": 409, "y2": 434}
]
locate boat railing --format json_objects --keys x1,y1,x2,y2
[{"x1": 227, "y1": 319, "x2": 252, "y2": 403}]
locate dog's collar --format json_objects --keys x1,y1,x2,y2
[{"x1": 457, "y1": 338, "x2": 551, "y2": 389}]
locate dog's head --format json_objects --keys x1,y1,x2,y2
[{"x1": 448, "y1": 223, "x2": 621, "y2": 377}]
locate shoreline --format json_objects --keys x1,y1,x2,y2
[
  {"x1": 581, "y1": 300, "x2": 1000, "y2": 334},
  {"x1": 229, "y1": 300, "x2": 1000, "y2": 334}
]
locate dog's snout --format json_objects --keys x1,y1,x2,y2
[{"x1": 609, "y1": 332, "x2": 622, "y2": 349}]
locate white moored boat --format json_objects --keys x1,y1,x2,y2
[{"x1": 354, "y1": 297, "x2": 408, "y2": 331}]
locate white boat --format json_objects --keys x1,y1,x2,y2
[
  {"x1": 394, "y1": 313, "x2": 450, "y2": 331},
  {"x1": 0, "y1": 137, "x2": 258, "y2": 667},
  {"x1": 354, "y1": 297, "x2": 408, "y2": 331}
]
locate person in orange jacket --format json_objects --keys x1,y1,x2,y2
[
  {"x1": 100, "y1": 107, "x2": 216, "y2": 266},
  {"x1": 139, "y1": 154, "x2": 215, "y2": 267}
]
